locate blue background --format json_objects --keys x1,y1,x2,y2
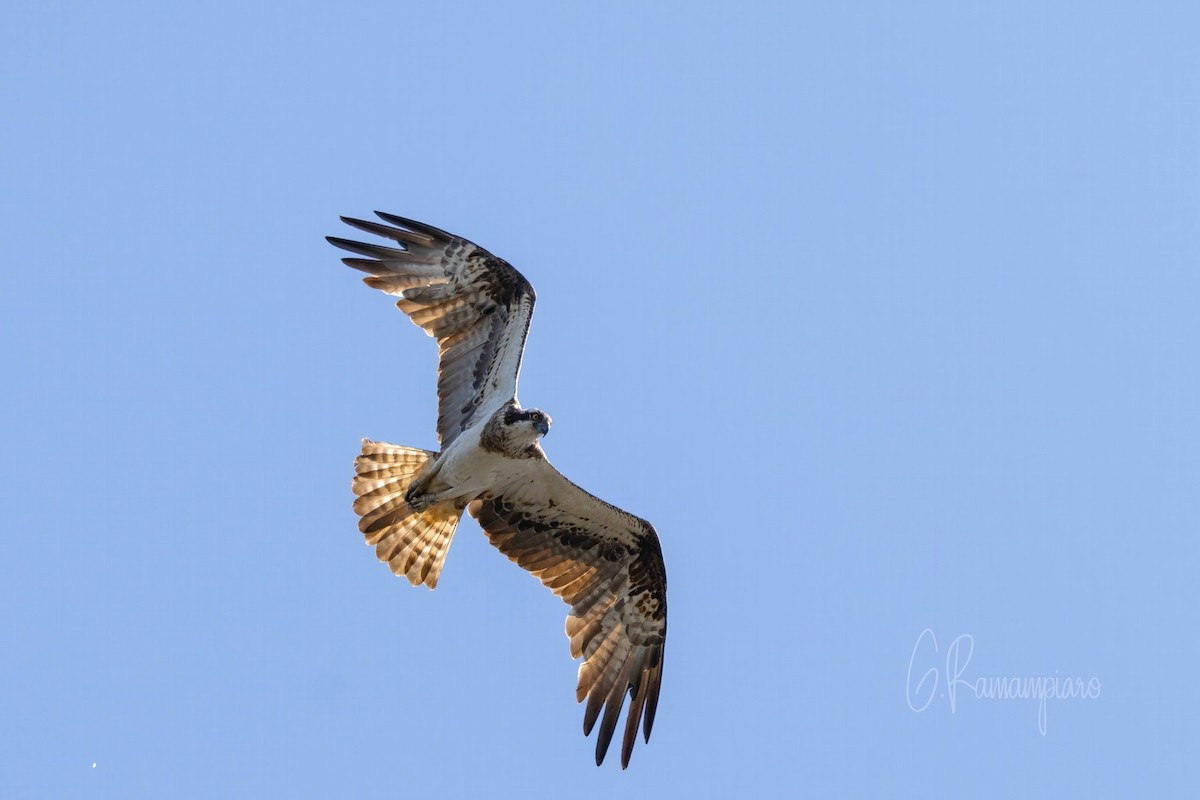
[{"x1": 3, "y1": 1, "x2": 1197, "y2": 796}]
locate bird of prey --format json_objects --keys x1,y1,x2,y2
[{"x1": 327, "y1": 213, "x2": 667, "y2": 768}]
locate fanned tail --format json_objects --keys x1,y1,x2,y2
[{"x1": 352, "y1": 439, "x2": 462, "y2": 589}]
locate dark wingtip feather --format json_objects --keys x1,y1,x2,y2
[
  {"x1": 595, "y1": 705, "x2": 620, "y2": 768},
  {"x1": 340, "y1": 215, "x2": 397, "y2": 237},
  {"x1": 594, "y1": 673, "x2": 632, "y2": 770},
  {"x1": 374, "y1": 211, "x2": 456, "y2": 241},
  {"x1": 643, "y1": 666, "x2": 662, "y2": 742},
  {"x1": 622, "y1": 693, "x2": 646, "y2": 767},
  {"x1": 583, "y1": 689, "x2": 604, "y2": 736},
  {"x1": 326, "y1": 236, "x2": 409, "y2": 260},
  {"x1": 343, "y1": 215, "x2": 443, "y2": 248}
]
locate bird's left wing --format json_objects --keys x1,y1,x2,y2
[
  {"x1": 328, "y1": 213, "x2": 535, "y2": 447},
  {"x1": 467, "y1": 461, "x2": 667, "y2": 769}
]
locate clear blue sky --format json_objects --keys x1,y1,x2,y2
[{"x1": 3, "y1": 1, "x2": 1198, "y2": 796}]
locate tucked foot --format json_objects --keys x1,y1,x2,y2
[{"x1": 404, "y1": 487, "x2": 430, "y2": 510}]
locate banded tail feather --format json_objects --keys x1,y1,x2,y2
[{"x1": 352, "y1": 439, "x2": 462, "y2": 589}]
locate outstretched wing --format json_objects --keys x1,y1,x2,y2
[
  {"x1": 328, "y1": 213, "x2": 535, "y2": 447},
  {"x1": 468, "y1": 462, "x2": 667, "y2": 769}
]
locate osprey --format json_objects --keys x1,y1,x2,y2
[{"x1": 328, "y1": 213, "x2": 667, "y2": 768}]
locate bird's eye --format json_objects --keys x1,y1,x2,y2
[{"x1": 529, "y1": 412, "x2": 541, "y2": 422}]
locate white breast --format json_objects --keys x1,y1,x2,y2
[{"x1": 430, "y1": 423, "x2": 511, "y2": 501}]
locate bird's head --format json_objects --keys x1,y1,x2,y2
[
  {"x1": 507, "y1": 406, "x2": 551, "y2": 438},
  {"x1": 484, "y1": 404, "x2": 552, "y2": 458}
]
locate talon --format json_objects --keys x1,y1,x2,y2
[{"x1": 405, "y1": 478, "x2": 429, "y2": 508}]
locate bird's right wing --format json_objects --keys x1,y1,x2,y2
[{"x1": 328, "y1": 213, "x2": 535, "y2": 447}]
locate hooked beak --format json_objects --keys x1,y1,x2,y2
[{"x1": 535, "y1": 419, "x2": 550, "y2": 437}]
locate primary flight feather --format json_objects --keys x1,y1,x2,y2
[{"x1": 328, "y1": 213, "x2": 667, "y2": 768}]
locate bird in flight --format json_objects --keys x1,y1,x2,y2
[{"x1": 328, "y1": 213, "x2": 667, "y2": 768}]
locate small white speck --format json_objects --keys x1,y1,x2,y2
[{"x1": 92, "y1": 763, "x2": 97, "y2": 769}]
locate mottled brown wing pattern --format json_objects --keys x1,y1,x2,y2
[
  {"x1": 327, "y1": 213, "x2": 535, "y2": 446},
  {"x1": 467, "y1": 460, "x2": 667, "y2": 769}
]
